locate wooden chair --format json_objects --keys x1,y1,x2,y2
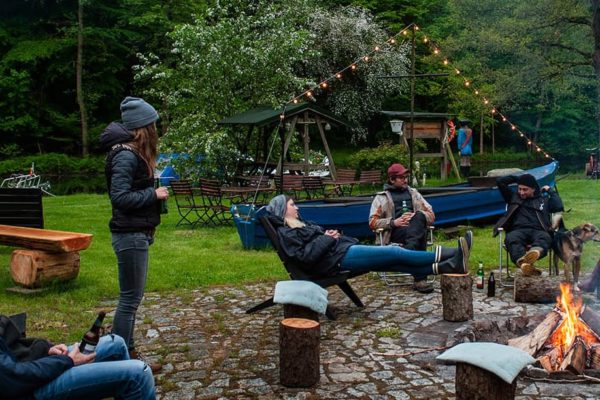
[
  {"x1": 198, "y1": 178, "x2": 231, "y2": 225},
  {"x1": 169, "y1": 180, "x2": 207, "y2": 228},
  {"x1": 359, "y1": 170, "x2": 383, "y2": 189},
  {"x1": 274, "y1": 175, "x2": 304, "y2": 198},
  {"x1": 245, "y1": 209, "x2": 366, "y2": 320},
  {"x1": 301, "y1": 176, "x2": 327, "y2": 199},
  {"x1": 323, "y1": 168, "x2": 358, "y2": 196}
]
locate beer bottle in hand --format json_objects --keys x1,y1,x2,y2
[{"x1": 79, "y1": 311, "x2": 106, "y2": 354}]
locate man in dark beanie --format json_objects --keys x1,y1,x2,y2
[
  {"x1": 493, "y1": 173, "x2": 564, "y2": 276},
  {"x1": 369, "y1": 163, "x2": 436, "y2": 292}
]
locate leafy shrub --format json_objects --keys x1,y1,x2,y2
[{"x1": 348, "y1": 141, "x2": 431, "y2": 174}]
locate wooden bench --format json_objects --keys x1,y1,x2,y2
[{"x1": 0, "y1": 224, "x2": 93, "y2": 289}]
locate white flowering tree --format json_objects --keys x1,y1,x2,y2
[{"x1": 135, "y1": 0, "x2": 409, "y2": 179}]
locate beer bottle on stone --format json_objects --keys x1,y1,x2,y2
[{"x1": 79, "y1": 311, "x2": 106, "y2": 354}]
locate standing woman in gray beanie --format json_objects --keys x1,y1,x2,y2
[{"x1": 99, "y1": 96, "x2": 168, "y2": 372}]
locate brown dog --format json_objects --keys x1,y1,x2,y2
[{"x1": 553, "y1": 223, "x2": 600, "y2": 283}]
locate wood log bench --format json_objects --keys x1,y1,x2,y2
[{"x1": 0, "y1": 224, "x2": 93, "y2": 290}]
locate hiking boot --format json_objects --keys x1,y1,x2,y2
[
  {"x1": 413, "y1": 279, "x2": 434, "y2": 294},
  {"x1": 520, "y1": 263, "x2": 542, "y2": 277},
  {"x1": 464, "y1": 230, "x2": 473, "y2": 251},
  {"x1": 129, "y1": 349, "x2": 162, "y2": 373},
  {"x1": 435, "y1": 237, "x2": 469, "y2": 274}
]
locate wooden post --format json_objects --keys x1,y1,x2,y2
[
  {"x1": 513, "y1": 274, "x2": 562, "y2": 303},
  {"x1": 10, "y1": 249, "x2": 80, "y2": 288},
  {"x1": 441, "y1": 274, "x2": 473, "y2": 322},
  {"x1": 456, "y1": 362, "x2": 517, "y2": 400},
  {"x1": 283, "y1": 304, "x2": 319, "y2": 322},
  {"x1": 279, "y1": 317, "x2": 320, "y2": 387}
]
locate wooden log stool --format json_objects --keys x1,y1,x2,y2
[
  {"x1": 273, "y1": 280, "x2": 329, "y2": 322},
  {"x1": 513, "y1": 272, "x2": 562, "y2": 303},
  {"x1": 279, "y1": 317, "x2": 320, "y2": 387},
  {"x1": 437, "y1": 343, "x2": 535, "y2": 400},
  {"x1": 0, "y1": 225, "x2": 93, "y2": 290},
  {"x1": 441, "y1": 274, "x2": 473, "y2": 322}
]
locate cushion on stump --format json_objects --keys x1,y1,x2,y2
[
  {"x1": 273, "y1": 280, "x2": 328, "y2": 314},
  {"x1": 436, "y1": 342, "x2": 534, "y2": 384}
]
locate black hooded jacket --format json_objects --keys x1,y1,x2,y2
[
  {"x1": 267, "y1": 214, "x2": 358, "y2": 276},
  {"x1": 99, "y1": 122, "x2": 160, "y2": 232},
  {"x1": 493, "y1": 174, "x2": 563, "y2": 236}
]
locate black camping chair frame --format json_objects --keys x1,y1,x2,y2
[{"x1": 246, "y1": 211, "x2": 366, "y2": 320}]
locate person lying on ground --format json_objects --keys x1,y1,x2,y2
[{"x1": 267, "y1": 195, "x2": 472, "y2": 277}]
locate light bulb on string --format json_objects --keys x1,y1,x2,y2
[
  {"x1": 502, "y1": 117, "x2": 507, "y2": 122},
  {"x1": 474, "y1": 90, "x2": 479, "y2": 95},
  {"x1": 491, "y1": 108, "x2": 496, "y2": 114},
  {"x1": 320, "y1": 82, "x2": 328, "y2": 89},
  {"x1": 335, "y1": 72, "x2": 342, "y2": 79},
  {"x1": 402, "y1": 30, "x2": 408, "y2": 36},
  {"x1": 423, "y1": 37, "x2": 429, "y2": 43},
  {"x1": 390, "y1": 38, "x2": 397, "y2": 44},
  {"x1": 443, "y1": 59, "x2": 449, "y2": 65},
  {"x1": 527, "y1": 140, "x2": 532, "y2": 145},
  {"x1": 292, "y1": 98, "x2": 299, "y2": 104},
  {"x1": 519, "y1": 133, "x2": 524, "y2": 137},
  {"x1": 511, "y1": 125, "x2": 516, "y2": 130},
  {"x1": 351, "y1": 64, "x2": 357, "y2": 71},
  {"x1": 374, "y1": 46, "x2": 380, "y2": 52},
  {"x1": 465, "y1": 81, "x2": 470, "y2": 87},
  {"x1": 483, "y1": 99, "x2": 489, "y2": 105},
  {"x1": 455, "y1": 69, "x2": 461, "y2": 75},
  {"x1": 363, "y1": 56, "x2": 370, "y2": 62},
  {"x1": 280, "y1": 113, "x2": 285, "y2": 120},
  {"x1": 306, "y1": 90, "x2": 313, "y2": 98},
  {"x1": 415, "y1": 25, "x2": 419, "y2": 30},
  {"x1": 433, "y1": 48, "x2": 439, "y2": 55},
  {"x1": 536, "y1": 147, "x2": 541, "y2": 152}
]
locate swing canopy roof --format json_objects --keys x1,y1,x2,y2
[
  {"x1": 380, "y1": 111, "x2": 454, "y2": 120},
  {"x1": 218, "y1": 102, "x2": 353, "y2": 128}
]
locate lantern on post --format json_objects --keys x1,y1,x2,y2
[{"x1": 390, "y1": 119, "x2": 404, "y2": 144}]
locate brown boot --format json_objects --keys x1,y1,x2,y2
[
  {"x1": 578, "y1": 263, "x2": 600, "y2": 292},
  {"x1": 520, "y1": 263, "x2": 542, "y2": 277},
  {"x1": 129, "y1": 349, "x2": 163, "y2": 373}
]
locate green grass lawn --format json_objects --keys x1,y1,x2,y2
[{"x1": 1, "y1": 176, "x2": 599, "y2": 342}]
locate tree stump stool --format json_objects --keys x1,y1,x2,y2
[
  {"x1": 513, "y1": 273, "x2": 562, "y2": 303},
  {"x1": 456, "y1": 362, "x2": 516, "y2": 400},
  {"x1": 441, "y1": 274, "x2": 473, "y2": 322},
  {"x1": 279, "y1": 317, "x2": 320, "y2": 387},
  {"x1": 10, "y1": 249, "x2": 80, "y2": 288},
  {"x1": 283, "y1": 304, "x2": 319, "y2": 322}
]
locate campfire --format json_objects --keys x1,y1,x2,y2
[{"x1": 509, "y1": 283, "x2": 600, "y2": 375}]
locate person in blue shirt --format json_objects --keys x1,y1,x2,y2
[
  {"x1": 457, "y1": 120, "x2": 473, "y2": 178},
  {"x1": 0, "y1": 331, "x2": 155, "y2": 400}
]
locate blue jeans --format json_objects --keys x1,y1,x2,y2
[
  {"x1": 34, "y1": 334, "x2": 155, "y2": 400},
  {"x1": 340, "y1": 244, "x2": 435, "y2": 275},
  {"x1": 111, "y1": 232, "x2": 154, "y2": 350}
]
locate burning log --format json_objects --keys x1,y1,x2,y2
[
  {"x1": 590, "y1": 344, "x2": 600, "y2": 370},
  {"x1": 538, "y1": 347, "x2": 561, "y2": 372},
  {"x1": 580, "y1": 305, "x2": 600, "y2": 337},
  {"x1": 507, "y1": 310, "x2": 562, "y2": 356},
  {"x1": 513, "y1": 274, "x2": 562, "y2": 303},
  {"x1": 559, "y1": 336, "x2": 587, "y2": 374}
]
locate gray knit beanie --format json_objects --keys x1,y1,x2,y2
[
  {"x1": 267, "y1": 195, "x2": 289, "y2": 218},
  {"x1": 120, "y1": 96, "x2": 159, "y2": 129}
]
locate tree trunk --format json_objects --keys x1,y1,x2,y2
[
  {"x1": 77, "y1": 0, "x2": 89, "y2": 157},
  {"x1": 11, "y1": 249, "x2": 80, "y2": 288}
]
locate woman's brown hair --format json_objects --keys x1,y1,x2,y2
[{"x1": 128, "y1": 123, "x2": 158, "y2": 177}]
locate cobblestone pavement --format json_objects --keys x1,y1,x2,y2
[{"x1": 126, "y1": 274, "x2": 600, "y2": 399}]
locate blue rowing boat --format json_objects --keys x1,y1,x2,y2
[{"x1": 232, "y1": 161, "x2": 559, "y2": 249}]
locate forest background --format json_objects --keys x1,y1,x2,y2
[{"x1": 2, "y1": 0, "x2": 600, "y2": 183}]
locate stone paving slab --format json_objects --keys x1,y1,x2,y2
[{"x1": 129, "y1": 274, "x2": 600, "y2": 399}]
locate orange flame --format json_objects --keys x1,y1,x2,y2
[{"x1": 547, "y1": 283, "x2": 599, "y2": 352}]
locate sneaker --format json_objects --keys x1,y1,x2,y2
[
  {"x1": 520, "y1": 263, "x2": 542, "y2": 277},
  {"x1": 522, "y1": 247, "x2": 542, "y2": 266},
  {"x1": 413, "y1": 279, "x2": 434, "y2": 294},
  {"x1": 129, "y1": 349, "x2": 163, "y2": 373}
]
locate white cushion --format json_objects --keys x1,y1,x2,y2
[{"x1": 273, "y1": 280, "x2": 329, "y2": 314}]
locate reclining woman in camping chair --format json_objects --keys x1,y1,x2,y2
[{"x1": 266, "y1": 195, "x2": 472, "y2": 277}]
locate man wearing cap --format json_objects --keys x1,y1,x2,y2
[
  {"x1": 493, "y1": 173, "x2": 564, "y2": 276},
  {"x1": 369, "y1": 163, "x2": 436, "y2": 293}
]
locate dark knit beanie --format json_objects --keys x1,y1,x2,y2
[
  {"x1": 120, "y1": 96, "x2": 159, "y2": 130},
  {"x1": 517, "y1": 173, "x2": 537, "y2": 189}
]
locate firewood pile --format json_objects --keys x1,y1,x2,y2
[{"x1": 508, "y1": 283, "x2": 600, "y2": 381}]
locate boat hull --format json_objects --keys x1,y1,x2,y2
[{"x1": 232, "y1": 161, "x2": 558, "y2": 249}]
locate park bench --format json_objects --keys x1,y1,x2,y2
[
  {"x1": 323, "y1": 168, "x2": 359, "y2": 196},
  {"x1": 359, "y1": 169, "x2": 383, "y2": 189},
  {"x1": 0, "y1": 224, "x2": 93, "y2": 290}
]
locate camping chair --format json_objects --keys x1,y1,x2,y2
[
  {"x1": 374, "y1": 227, "x2": 436, "y2": 286},
  {"x1": 497, "y1": 222, "x2": 559, "y2": 287},
  {"x1": 245, "y1": 209, "x2": 366, "y2": 320},
  {"x1": 170, "y1": 179, "x2": 207, "y2": 228}
]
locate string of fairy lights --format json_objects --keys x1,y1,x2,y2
[{"x1": 279, "y1": 22, "x2": 553, "y2": 160}]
